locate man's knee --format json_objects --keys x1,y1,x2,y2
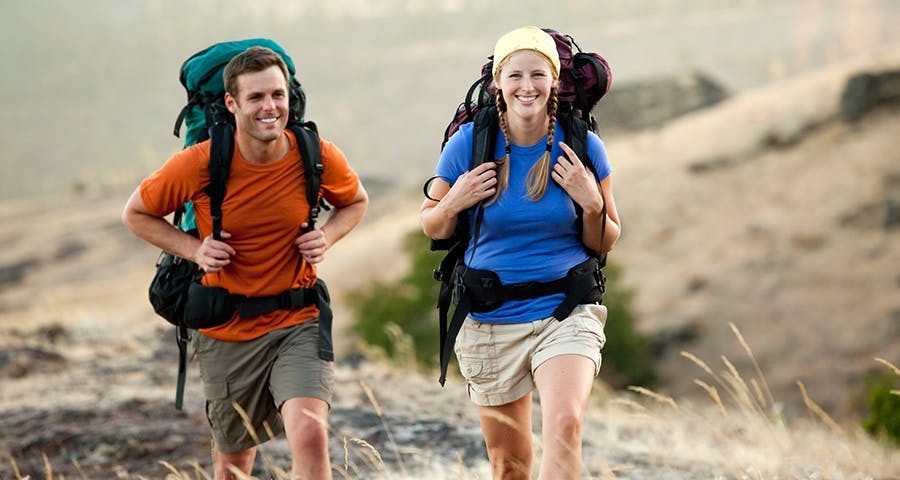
[{"x1": 214, "y1": 447, "x2": 256, "y2": 479}]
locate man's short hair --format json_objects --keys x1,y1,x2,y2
[{"x1": 223, "y1": 46, "x2": 290, "y2": 98}]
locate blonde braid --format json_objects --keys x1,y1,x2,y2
[
  {"x1": 486, "y1": 90, "x2": 511, "y2": 206},
  {"x1": 525, "y1": 85, "x2": 559, "y2": 200}
]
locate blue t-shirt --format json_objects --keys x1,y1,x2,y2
[{"x1": 436, "y1": 121, "x2": 612, "y2": 324}]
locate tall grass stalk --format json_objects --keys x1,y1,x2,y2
[
  {"x1": 627, "y1": 386, "x2": 678, "y2": 410},
  {"x1": 797, "y1": 381, "x2": 843, "y2": 434},
  {"x1": 730, "y1": 322, "x2": 775, "y2": 409},
  {"x1": 360, "y1": 380, "x2": 408, "y2": 476}
]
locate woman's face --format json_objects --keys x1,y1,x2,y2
[{"x1": 494, "y1": 50, "x2": 557, "y2": 122}]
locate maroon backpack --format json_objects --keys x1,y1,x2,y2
[{"x1": 441, "y1": 28, "x2": 612, "y2": 148}]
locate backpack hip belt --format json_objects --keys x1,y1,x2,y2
[
  {"x1": 185, "y1": 279, "x2": 329, "y2": 324},
  {"x1": 439, "y1": 257, "x2": 604, "y2": 385},
  {"x1": 233, "y1": 283, "x2": 324, "y2": 318}
]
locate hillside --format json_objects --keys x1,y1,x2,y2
[
  {"x1": 1, "y1": 45, "x2": 899, "y2": 477},
  {"x1": 607, "y1": 45, "x2": 900, "y2": 419}
]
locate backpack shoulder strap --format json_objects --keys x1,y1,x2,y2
[
  {"x1": 558, "y1": 112, "x2": 593, "y2": 175},
  {"x1": 205, "y1": 121, "x2": 235, "y2": 241},
  {"x1": 290, "y1": 122, "x2": 323, "y2": 232},
  {"x1": 558, "y1": 112, "x2": 607, "y2": 266},
  {"x1": 471, "y1": 106, "x2": 499, "y2": 170}
]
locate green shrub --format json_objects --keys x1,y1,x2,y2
[
  {"x1": 862, "y1": 372, "x2": 900, "y2": 445},
  {"x1": 347, "y1": 230, "x2": 443, "y2": 369},
  {"x1": 597, "y1": 261, "x2": 657, "y2": 388},
  {"x1": 348, "y1": 228, "x2": 656, "y2": 388}
]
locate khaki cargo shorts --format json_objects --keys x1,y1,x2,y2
[
  {"x1": 454, "y1": 304, "x2": 607, "y2": 406},
  {"x1": 195, "y1": 319, "x2": 335, "y2": 453}
]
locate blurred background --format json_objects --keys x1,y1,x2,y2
[{"x1": 2, "y1": 0, "x2": 897, "y2": 199}]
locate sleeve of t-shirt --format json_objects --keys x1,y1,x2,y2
[
  {"x1": 435, "y1": 124, "x2": 473, "y2": 186},
  {"x1": 318, "y1": 139, "x2": 362, "y2": 208},
  {"x1": 587, "y1": 131, "x2": 612, "y2": 182},
  {"x1": 139, "y1": 143, "x2": 208, "y2": 217}
]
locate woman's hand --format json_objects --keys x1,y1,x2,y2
[
  {"x1": 552, "y1": 142, "x2": 604, "y2": 214},
  {"x1": 439, "y1": 161, "x2": 499, "y2": 216},
  {"x1": 420, "y1": 161, "x2": 498, "y2": 240}
]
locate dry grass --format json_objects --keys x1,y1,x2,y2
[{"x1": 7, "y1": 323, "x2": 897, "y2": 479}]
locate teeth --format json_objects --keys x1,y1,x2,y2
[
  {"x1": 260, "y1": 118, "x2": 277, "y2": 124},
  {"x1": 518, "y1": 96, "x2": 537, "y2": 102}
]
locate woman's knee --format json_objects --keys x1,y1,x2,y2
[
  {"x1": 487, "y1": 448, "x2": 532, "y2": 480},
  {"x1": 547, "y1": 408, "x2": 584, "y2": 439}
]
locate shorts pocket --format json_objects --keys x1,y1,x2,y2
[
  {"x1": 203, "y1": 380, "x2": 230, "y2": 429},
  {"x1": 454, "y1": 320, "x2": 499, "y2": 382},
  {"x1": 457, "y1": 356, "x2": 498, "y2": 382},
  {"x1": 574, "y1": 304, "x2": 607, "y2": 349}
]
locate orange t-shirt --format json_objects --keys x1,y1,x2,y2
[{"x1": 140, "y1": 130, "x2": 361, "y2": 341}]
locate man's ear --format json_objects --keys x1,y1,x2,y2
[{"x1": 224, "y1": 92, "x2": 237, "y2": 114}]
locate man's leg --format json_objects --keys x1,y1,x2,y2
[
  {"x1": 281, "y1": 397, "x2": 332, "y2": 480},
  {"x1": 212, "y1": 446, "x2": 257, "y2": 480}
]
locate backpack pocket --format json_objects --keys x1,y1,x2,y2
[{"x1": 149, "y1": 252, "x2": 198, "y2": 326}]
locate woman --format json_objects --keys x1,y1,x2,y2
[{"x1": 420, "y1": 27, "x2": 621, "y2": 479}]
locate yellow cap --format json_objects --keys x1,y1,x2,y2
[{"x1": 492, "y1": 26, "x2": 560, "y2": 79}]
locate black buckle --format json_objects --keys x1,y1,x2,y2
[{"x1": 452, "y1": 271, "x2": 465, "y2": 306}]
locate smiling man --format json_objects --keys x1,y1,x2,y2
[{"x1": 122, "y1": 46, "x2": 368, "y2": 479}]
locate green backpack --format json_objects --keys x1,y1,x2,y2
[{"x1": 150, "y1": 38, "x2": 327, "y2": 410}]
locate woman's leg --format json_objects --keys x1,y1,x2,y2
[
  {"x1": 477, "y1": 392, "x2": 534, "y2": 480},
  {"x1": 533, "y1": 354, "x2": 596, "y2": 480}
]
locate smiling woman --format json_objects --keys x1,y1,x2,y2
[{"x1": 420, "y1": 26, "x2": 620, "y2": 480}]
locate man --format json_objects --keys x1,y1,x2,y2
[{"x1": 122, "y1": 46, "x2": 368, "y2": 479}]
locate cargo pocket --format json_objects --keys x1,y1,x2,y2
[
  {"x1": 458, "y1": 357, "x2": 498, "y2": 382},
  {"x1": 203, "y1": 380, "x2": 230, "y2": 431},
  {"x1": 454, "y1": 320, "x2": 498, "y2": 383}
]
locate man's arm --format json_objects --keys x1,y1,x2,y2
[
  {"x1": 295, "y1": 182, "x2": 369, "y2": 264},
  {"x1": 122, "y1": 187, "x2": 235, "y2": 272}
]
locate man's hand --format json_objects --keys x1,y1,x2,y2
[
  {"x1": 294, "y1": 224, "x2": 328, "y2": 264},
  {"x1": 195, "y1": 231, "x2": 235, "y2": 273}
]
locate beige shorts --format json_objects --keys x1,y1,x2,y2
[
  {"x1": 195, "y1": 320, "x2": 335, "y2": 453},
  {"x1": 454, "y1": 304, "x2": 607, "y2": 407}
]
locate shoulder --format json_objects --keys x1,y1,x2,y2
[
  {"x1": 586, "y1": 130, "x2": 611, "y2": 180},
  {"x1": 437, "y1": 123, "x2": 475, "y2": 183},
  {"x1": 160, "y1": 140, "x2": 211, "y2": 176}
]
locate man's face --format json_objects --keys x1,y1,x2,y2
[{"x1": 225, "y1": 65, "x2": 289, "y2": 143}]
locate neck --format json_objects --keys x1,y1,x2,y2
[
  {"x1": 234, "y1": 131, "x2": 289, "y2": 165},
  {"x1": 506, "y1": 113, "x2": 550, "y2": 146}
]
